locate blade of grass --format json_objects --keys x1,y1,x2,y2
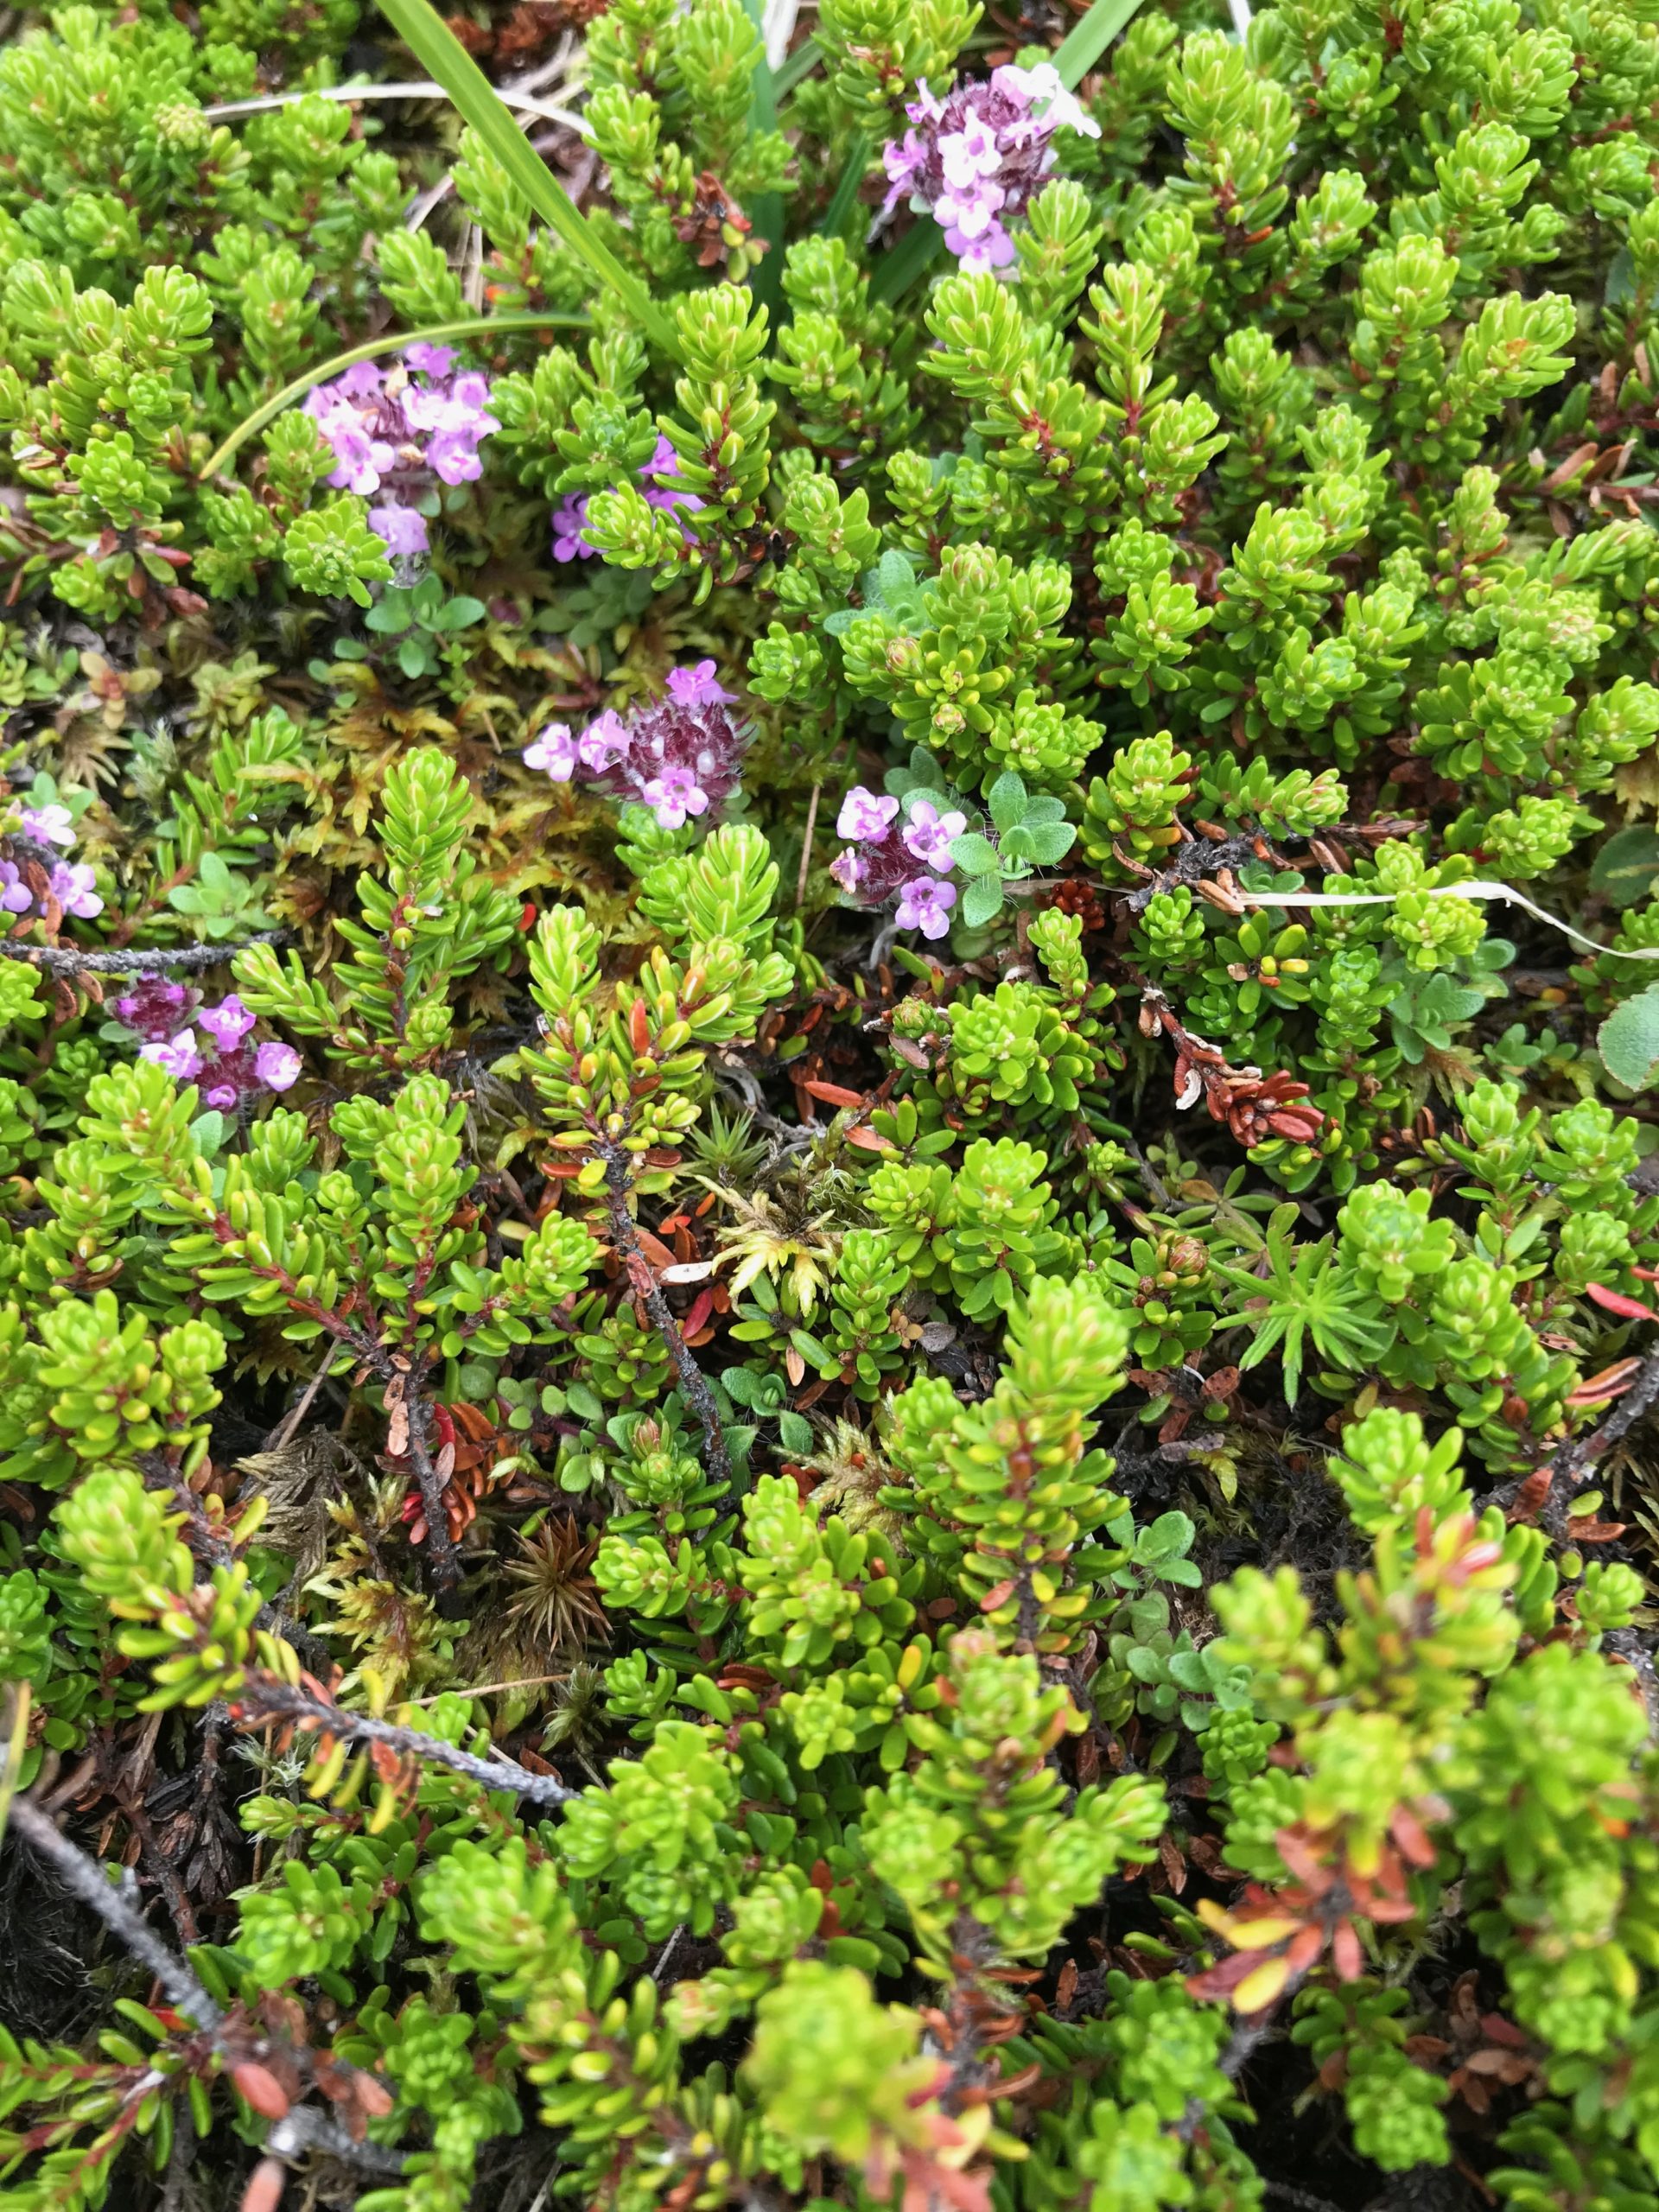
[
  {"x1": 871, "y1": 0, "x2": 1150, "y2": 304},
  {"x1": 374, "y1": 0, "x2": 680, "y2": 357},
  {"x1": 1052, "y1": 0, "x2": 1151, "y2": 87},
  {"x1": 817, "y1": 129, "x2": 874, "y2": 239},
  {"x1": 770, "y1": 37, "x2": 822, "y2": 99},
  {"x1": 742, "y1": 0, "x2": 786, "y2": 321},
  {"x1": 198, "y1": 313, "x2": 588, "y2": 480},
  {"x1": 869, "y1": 212, "x2": 944, "y2": 303}
]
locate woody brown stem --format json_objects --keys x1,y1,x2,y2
[
  {"x1": 592, "y1": 1135, "x2": 732, "y2": 1490},
  {"x1": 404, "y1": 1382, "x2": 461, "y2": 1592}
]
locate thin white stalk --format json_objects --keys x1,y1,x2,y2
[
  {"x1": 762, "y1": 0, "x2": 801, "y2": 70},
  {"x1": 203, "y1": 79, "x2": 586, "y2": 130}
]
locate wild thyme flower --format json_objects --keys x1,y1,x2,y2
[
  {"x1": 551, "y1": 435, "x2": 704, "y2": 563},
  {"x1": 878, "y1": 63, "x2": 1101, "y2": 272},
  {"x1": 49, "y1": 862, "x2": 103, "y2": 918},
  {"x1": 303, "y1": 345, "x2": 500, "y2": 556},
  {"x1": 830, "y1": 786, "x2": 963, "y2": 936},
  {"x1": 116, "y1": 980, "x2": 299, "y2": 1108},
  {"x1": 902, "y1": 799, "x2": 966, "y2": 871},
  {"x1": 21, "y1": 804, "x2": 74, "y2": 849},
  {"x1": 894, "y1": 874, "x2": 957, "y2": 938},
  {"x1": 524, "y1": 664, "x2": 747, "y2": 830},
  {"x1": 0, "y1": 841, "x2": 103, "y2": 921},
  {"x1": 836, "y1": 788, "x2": 899, "y2": 842}
]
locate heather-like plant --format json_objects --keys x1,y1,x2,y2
[{"x1": 3, "y1": 0, "x2": 1659, "y2": 2209}]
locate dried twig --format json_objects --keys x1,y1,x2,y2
[
  {"x1": 403, "y1": 1385, "x2": 462, "y2": 1591},
  {"x1": 795, "y1": 780, "x2": 821, "y2": 908},
  {"x1": 230, "y1": 1676, "x2": 582, "y2": 1806},
  {"x1": 262, "y1": 1351, "x2": 341, "y2": 1453},
  {"x1": 592, "y1": 1135, "x2": 733, "y2": 1488},
  {"x1": 266, "y1": 2107, "x2": 407, "y2": 2175},
  {"x1": 6, "y1": 1796, "x2": 224, "y2": 2031},
  {"x1": 1482, "y1": 1341, "x2": 1659, "y2": 1529},
  {"x1": 0, "y1": 933, "x2": 283, "y2": 976}
]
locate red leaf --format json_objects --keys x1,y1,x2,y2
[{"x1": 1586, "y1": 1282, "x2": 1659, "y2": 1323}]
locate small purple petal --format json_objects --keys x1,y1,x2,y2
[{"x1": 255, "y1": 1041, "x2": 303, "y2": 1092}]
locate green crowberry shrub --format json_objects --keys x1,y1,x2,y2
[{"x1": 5, "y1": 0, "x2": 1659, "y2": 2209}]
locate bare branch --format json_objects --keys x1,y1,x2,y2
[
  {"x1": 230, "y1": 1675, "x2": 582, "y2": 1806},
  {"x1": 6, "y1": 1796, "x2": 224, "y2": 2031},
  {"x1": 404, "y1": 1385, "x2": 461, "y2": 1592},
  {"x1": 0, "y1": 933, "x2": 284, "y2": 976},
  {"x1": 592, "y1": 1136, "x2": 733, "y2": 1490}
]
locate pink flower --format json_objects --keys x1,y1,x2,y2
[
  {"x1": 198, "y1": 995, "x2": 256, "y2": 1051},
  {"x1": 665, "y1": 660, "x2": 734, "y2": 709},
  {"x1": 335, "y1": 361, "x2": 387, "y2": 400},
  {"x1": 324, "y1": 421, "x2": 396, "y2": 496},
  {"x1": 991, "y1": 61, "x2": 1102, "y2": 138},
  {"x1": 371, "y1": 505, "x2": 429, "y2": 556},
  {"x1": 255, "y1": 1041, "x2": 303, "y2": 1092},
  {"x1": 836, "y1": 787, "x2": 900, "y2": 842},
  {"x1": 0, "y1": 862, "x2": 31, "y2": 915},
  {"x1": 142, "y1": 1030, "x2": 204, "y2": 1082},
  {"x1": 428, "y1": 428, "x2": 487, "y2": 486},
  {"x1": 935, "y1": 176, "x2": 1005, "y2": 240},
  {"x1": 579, "y1": 711, "x2": 632, "y2": 773},
  {"x1": 951, "y1": 221, "x2": 1018, "y2": 271},
  {"x1": 902, "y1": 800, "x2": 967, "y2": 872},
  {"x1": 828, "y1": 849, "x2": 866, "y2": 893},
  {"x1": 298, "y1": 349, "x2": 498, "y2": 537},
  {"x1": 551, "y1": 493, "x2": 596, "y2": 563},
  {"x1": 22, "y1": 804, "x2": 74, "y2": 849},
  {"x1": 49, "y1": 861, "x2": 102, "y2": 918},
  {"x1": 895, "y1": 874, "x2": 958, "y2": 939},
  {"x1": 203, "y1": 1082, "x2": 238, "y2": 1109},
  {"x1": 642, "y1": 766, "x2": 710, "y2": 830},
  {"x1": 403, "y1": 342, "x2": 455, "y2": 378},
  {"x1": 525, "y1": 723, "x2": 582, "y2": 781},
  {"x1": 939, "y1": 114, "x2": 1002, "y2": 189},
  {"x1": 876, "y1": 66, "x2": 1096, "y2": 272}
]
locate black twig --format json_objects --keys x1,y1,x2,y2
[
  {"x1": 593, "y1": 1136, "x2": 732, "y2": 1489},
  {"x1": 404, "y1": 1386, "x2": 461, "y2": 1592},
  {"x1": 0, "y1": 932, "x2": 283, "y2": 976},
  {"x1": 232, "y1": 1677, "x2": 581, "y2": 1806},
  {"x1": 1481, "y1": 1341, "x2": 1659, "y2": 1529},
  {"x1": 6, "y1": 1796, "x2": 224, "y2": 2031}
]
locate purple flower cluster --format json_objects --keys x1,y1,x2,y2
[
  {"x1": 524, "y1": 662, "x2": 748, "y2": 832},
  {"x1": 304, "y1": 343, "x2": 499, "y2": 557},
  {"x1": 879, "y1": 61, "x2": 1101, "y2": 273},
  {"x1": 551, "y1": 435, "x2": 704, "y2": 563},
  {"x1": 0, "y1": 800, "x2": 103, "y2": 922},
  {"x1": 829, "y1": 788, "x2": 967, "y2": 941},
  {"x1": 114, "y1": 980, "x2": 302, "y2": 1109}
]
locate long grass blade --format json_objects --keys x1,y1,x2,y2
[
  {"x1": 817, "y1": 130, "x2": 874, "y2": 239},
  {"x1": 198, "y1": 312, "x2": 589, "y2": 481},
  {"x1": 1052, "y1": 0, "x2": 1152, "y2": 87},
  {"x1": 742, "y1": 0, "x2": 786, "y2": 318},
  {"x1": 868, "y1": 211, "x2": 944, "y2": 303},
  {"x1": 770, "y1": 38, "x2": 822, "y2": 99},
  {"x1": 374, "y1": 0, "x2": 680, "y2": 357}
]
